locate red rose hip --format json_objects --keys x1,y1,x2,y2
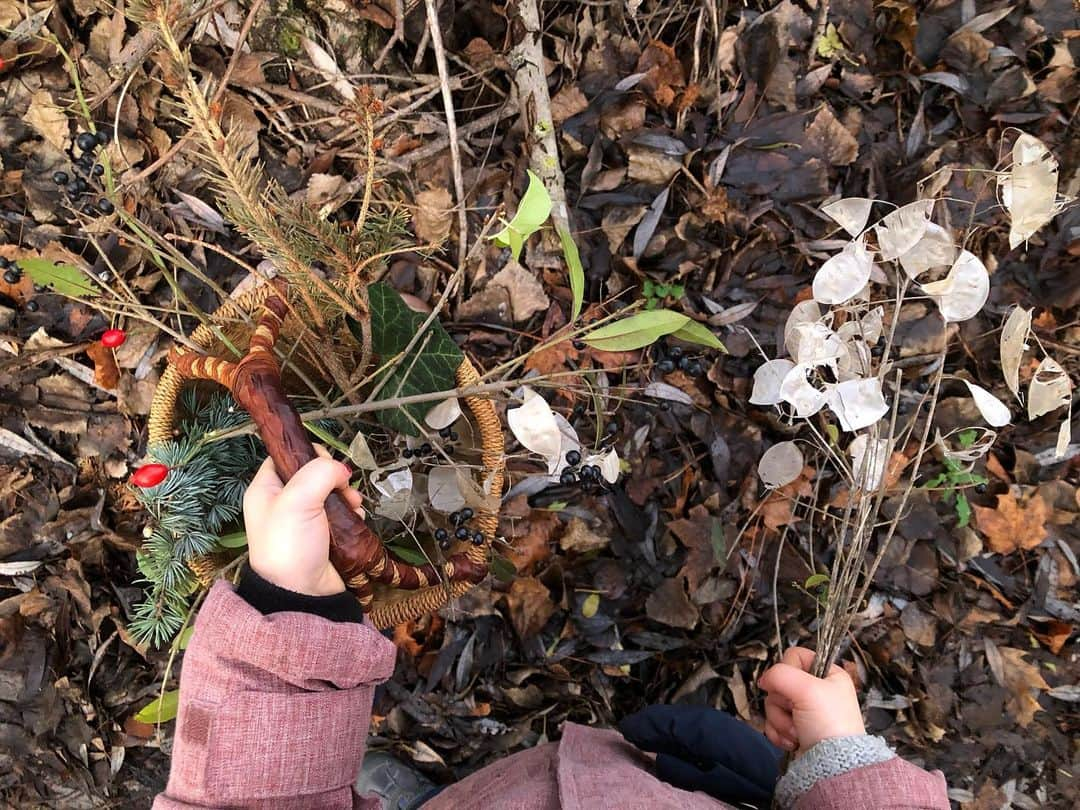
[
  {"x1": 131, "y1": 463, "x2": 168, "y2": 488},
  {"x1": 101, "y1": 328, "x2": 126, "y2": 348}
]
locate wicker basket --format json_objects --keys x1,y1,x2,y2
[{"x1": 147, "y1": 283, "x2": 504, "y2": 629}]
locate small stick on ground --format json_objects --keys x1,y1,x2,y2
[{"x1": 507, "y1": 0, "x2": 572, "y2": 239}]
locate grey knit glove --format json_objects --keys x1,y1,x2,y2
[{"x1": 774, "y1": 734, "x2": 895, "y2": 807}]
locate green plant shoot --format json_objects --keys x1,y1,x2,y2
[
  {"x1": 491, "y1": 170, "x2": 552, "y2": 260},
  {"x1": 582, "y1": 310, "x2": 726, "y2": 352}
]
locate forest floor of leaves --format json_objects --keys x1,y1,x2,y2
[{"x1": 1, "y1": 1, "x2": 1079, "y2": 808}]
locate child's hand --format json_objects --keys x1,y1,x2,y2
[
  {"x1": 758, "y1": 647, "x2": 865, "y2": 755},
  {"x1": 242, "y1": 449, "x2": 363, "y2": 597}
]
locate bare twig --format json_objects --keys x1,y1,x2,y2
[{"x1": 422, "y1": 0, "x2": 469, "y2": 271}]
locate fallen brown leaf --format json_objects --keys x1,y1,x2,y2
[
  {"x1": 504, "y1": 577, "x2": 555, "y2": 639},
  {"x1": 997, "y1": 646, "x2": 1050, "y2": 727},
  {"x1": 559, "y1": 518, "x2": 609, "y2": 554},
  {"x1": 412, "y1": 187, "x2": 454, "y2": 244},
  {"x1": 973, "y1": 492, "x2": 1049, "y2": 554},
  {"x1": 86, "y1": 341, "x2": 120, "y2": 389},
  {"x1": 645, "y1": 577, "x2": 699, "y2": 630},
  {"x1": 669, "y1": 504, "x2": 719, "y2": 592},
  {"x1": 510, "y1": 512, "x2": 557, "y2": 573}
]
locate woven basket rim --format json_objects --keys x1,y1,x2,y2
[{"x1": 146, "y1": 282, "x2": 505, "y2": 628}]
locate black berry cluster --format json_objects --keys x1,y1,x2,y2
[
  {"x1": 434, "y1": 506, "x2": 484, "y2": 550},
  {"x1": 0, "y1": 256, "x2": 40, "y2": 312},
  {"x1": 654, "y1": 343, "x2": 704, "y2": 377},
  {"x1": 54, "y1": 127, "x2": 113, "y2": 215},
  {"x1": 0, "y1": 255, "x2": 18, "y2": 285},
  {"x1": 558, "y1": 449, "x2": 609, "y2": 491},
  {"x1": 403, "y1": 424, "x2": 460, "y2": 463}
]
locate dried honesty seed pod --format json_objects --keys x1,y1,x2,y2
[
  {"x1": 849, "y1": 434, "x2": 890, "y2": 491},
  {"x1": 963, "y1": 380, "x2": 1011, "y2": 427},
  {"x1": 757, "y1": 441, "x2": 804, "y2": 488},
  {"x1": 812, "y1": 235, "x2": 873, "y2": 305},
  {"x1": 999, "y1": 306, "x2": 1032, "y2": 401},
  {"x1": 920, "y1": 250, "x2": 989, "y2": 323},
  {"x1": 874, "y1": 199, "x2": 934, "y2": 261},
  {"x1": 822, "y1": 197, "x2": 873, "y2": 237},
  {"x1": 999, "y1": 134, "x2": 1063, "y2": 249}
]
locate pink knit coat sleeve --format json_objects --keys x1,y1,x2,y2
[
  {"x1": 152, "y1": 580, "x2": 396, "y2": 810},
  {"x1": 795, "y1": 758, "x2": 950, "y2": 810}
]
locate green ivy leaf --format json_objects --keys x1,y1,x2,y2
[
  {"x1": 557, "y1": 226, "x2": 585, "y2": 323},
  {"x1": 368, "y1": 282, "x2": 463, "y2": 436},
  {"x1": 491, "y1": 170, "x2": 552, "y2": 261},
  {"x1": 671, "y1": 319, "x2": 727, "y2": 351},
  {"x1": 18, "y1": 257, "x2": 100, "y2": 298},
  {"x1": 582, "y1": 309, "x2": 689, "y2": 351},
  {"x1": 136, "y1": 689, "x2": 180, "y2": 725},
  {"x1": 386, "y1": 541, "x2": 429, "y2": 566}
]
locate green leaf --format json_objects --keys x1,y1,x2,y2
[
  {"x1": 558, "y1": 226, "x2": 585, "y2": 323},
  {"x1": 671, "y1": 319, "x2": 726, "y2": 351},
  {"x1": 804, "y1": 573, "x2": 830, "y2": 590},
  {"x1": 670, "y1": 283, "x2": 685, "y2": 298},
  {"x1": 303, "y1": 421, "x2": 351, "y2": 456},
  {"x1": 581, "y1": 592, "x2": 600, "y2": 618},
  {"x1": 582, "y1": 309, "x2": 689, "y2": 351},
  {"x1": 217, "y1": 531, "x2": 247, "y2": 549},
  {"x1": 642, "y1": 279, "x2": 655, "y2": 298},
  {"x1": 386, "y1": 541, "x2": 429, "y2": 566},
  {"x1": 490, "y1": 170, "x2": 553, "y2": 260},
  {"x1": 19, "y1": 257, "x2": 100, "y2": 298},
  {"x1": 136, "y1": 689, "x2": 180, "y2": 725},
  {"x1": 922, "y1": 474, "x2": 947, "y2": 490},
  {"x1": 490, "y1": 553, "x2": 516, "y2": 583},
  {"x1": 368, "y1": 283, "x2": 464, "y2": 436},
  {"x1": 825, "y1": 423, "x2": 840, "y2": 447},
  {"x1": 957, "y1": 429, "x2": 978, "y2": 449},
  {"x1": 955, "y1": 492, "x2": 972, "y2": 528}
]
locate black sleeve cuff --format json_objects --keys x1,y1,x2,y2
[{"x1": 235, "y1": 564, "x2": 366, "y2": 624}]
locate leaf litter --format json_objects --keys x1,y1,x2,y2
[{"x1": 0, "y1": 0, "x2": 1078, "y2": 806}]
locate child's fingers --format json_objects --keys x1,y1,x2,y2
[
  {"x1": 310, "y1": 445, "x2": 364, "y2": 515},
  {"x1": 764, "y1": 722, "x2": 797, "y2": 751},
  {"x1": 764, "y1": 694, "x2": 797, "y2": 738},
  {"x1": 277, "y1": 457, "x2": 351, "y2": 517},
  {"x1": 340, "y1": 485, "x2": 365, "y2": 515},
  {"x1": 780, "y1": 646, "x2": 818, "y2": 673},
  {"x1": 244, "y1": 458, "x2": 283, "y2": 522},
  {"x1": 758, "y1": 662, "x2": 819, "y2": 705}
]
